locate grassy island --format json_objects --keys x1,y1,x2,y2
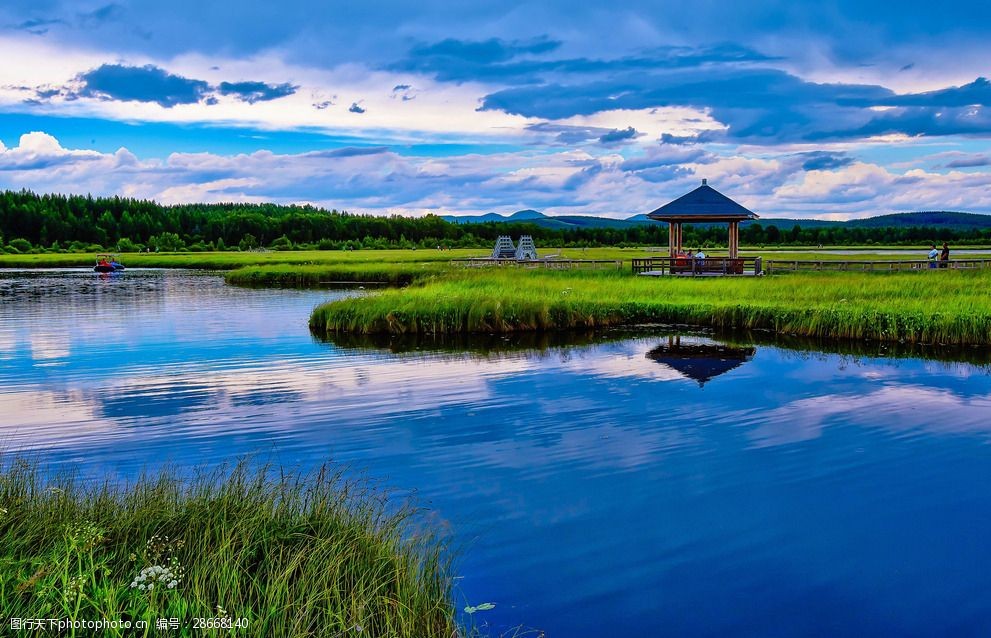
[
  {"x1": 0, "y1": 458, "x2": 459, "y2": 637},
  {"x1": 310, "y1": 269, "x2": 991, "y2": 346},
  {"x1": 4, "y1": 248, "x2": 991, "y2": 345}
]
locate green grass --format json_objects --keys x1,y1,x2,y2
[
  {"x1": 223, "y1": 263, "x2": 449, "y2": 287},
  {"x1": 0, "y1": 456, "x2": 459, "y2": 637},
  {"x1": 310, "y1": 268, "x2": 991, "y2": 345},
  {"x1": 6, "y1": 246, "x2": 984, "y2": 271}
]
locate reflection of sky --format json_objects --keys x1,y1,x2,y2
[{"x1": 2, "y1": 271, "x2": 991, "y2": 637}]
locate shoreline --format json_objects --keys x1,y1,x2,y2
[{"x1": 309, "y1": 269, "x2": 991, "y2": 346}]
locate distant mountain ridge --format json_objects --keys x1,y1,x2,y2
[{"x1": 441, "y1": 210, "x2": 991, "y2": 230}]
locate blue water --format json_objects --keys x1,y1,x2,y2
[{"x1": 2, "y1": 269, "x2": 991, "y2": 637}]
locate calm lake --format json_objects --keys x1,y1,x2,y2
[{"x1": 2, "y1": 269, "x2": 991, "y2": 637}]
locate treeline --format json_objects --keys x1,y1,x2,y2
[
  {"x1": 0, "y1": 190, "x2": 671, "y2": 252},
  {"x1": 1, "y1": 189, "x2": 989, "y2": 253}
]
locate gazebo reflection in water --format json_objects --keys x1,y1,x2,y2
[{"x1": 645, "y1": 336, "x2": 756, "y2": 386}]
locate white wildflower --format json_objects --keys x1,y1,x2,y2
[{"x1": 131, "y1": 563, "x2": 181, "y2": 594}]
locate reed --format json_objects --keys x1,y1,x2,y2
[
  {"x1": 223, "y1": 263, "x2": 447, "y2": 286},
  {"x1": 0, "y1": 456, "x2": 459, "y2": 637},
  {"x1": 310, "y1": 269, "x2": 991, "y2": 345}
]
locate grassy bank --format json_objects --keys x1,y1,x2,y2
[
  {"x1": 310, "y1": 269, "x2": 991, "y2": 345},
  {"x1": 223, "y1": 262, "x2": 450, "y2": 287},
  {"x1": 0, "y1": 457, "x2": 458, "y2": 637},
  {"x1": 5, "y1": 246, "x2": 985, "y2": 271}
]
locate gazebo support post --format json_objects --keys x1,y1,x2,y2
[
  {"x1": 728, "y1": 221, "x2": 739, "y2": 259},
  {"x1": 668, "y1": 222, "x2": 685, "y2": 257}
]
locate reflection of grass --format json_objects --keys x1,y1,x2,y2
[
  {"x1": 0, "y1": 457, "x2": 457, "y2": 637},
  {"x1": 311, "y1": 269, "x2": 991, "y2": 345},
  {"x1": 319, "y1": 327, "x2": 991, "y2": 365}
]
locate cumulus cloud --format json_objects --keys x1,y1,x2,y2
[
  {"x1": 348, "y1": 102, "x2": 366, "y2": 113},
  {"x1": 3, "y1": 131, "x2": 990, "y2": 220},
  {"x1": 0, "y1": 131, "x2": 104, "y2": 170}
]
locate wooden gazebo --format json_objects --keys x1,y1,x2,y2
[{"x1": 646, "y1": 179, "x2": 758, "y2": 258}]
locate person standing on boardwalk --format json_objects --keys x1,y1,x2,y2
[
  {"x1": 940, "y1": 242, "x2": 950, "y2": 268},
  {"x1": 928, "y1": 243, "x2": 939, "y2": 268}
]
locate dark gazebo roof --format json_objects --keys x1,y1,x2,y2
[
  {"x1": 645, "y1": 340, "x2": 756, "y2": 386},
  {"x1": 647, "y1": 179, "x2": 758, "y2": 222}
]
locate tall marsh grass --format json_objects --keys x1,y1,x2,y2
[
  {"x1": 310, "y1": 269, "x2": 991, "y2": 345},
  {"x1": 0, "y1": 457, "x2": 458, "y2": 637}
]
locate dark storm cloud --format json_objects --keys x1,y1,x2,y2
[
  {"x1": 799, "y1": 152, "x2": 854, "y2": 171},
  {"x1": 28, "y1": 65, "x2": 298, "y2": 108},
  {"x1": 480, "y1": 64, "x2": 991, "y2": 143},
  {"x1": 882, "y1": 77, "x2": 991, "y2": 107},
  {"x1": 388, "y1": 38, "x2": 775, "y2": 83},
  {"x1": 944, "y1": 154, "x2": 991, "y2": 168},
  {"x1": 598, "y1": 127, "x2": 640, "y2": 145},
  {"x1": 218, "y1": 81, "x2": 298, "y2": 104},
  {"x1": 77, "y1": 64, "x2": 210, "y2": 107},
  {"x1": 307, "y1": 146, "x2": 390, "y2": 158}
]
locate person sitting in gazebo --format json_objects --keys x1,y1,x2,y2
[{"x1": 693, "y1": 248, "x2": 706, "y2": 273}]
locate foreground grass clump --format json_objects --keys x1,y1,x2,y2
[
  {"x1": 0, "y1": 458, "x2": 457, "y2": 637},
  {"x1": 310, "y1": 269, "x2": 991, "y2": 345}
]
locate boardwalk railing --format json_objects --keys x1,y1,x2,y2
[
  {"x1": 632, "y1": 256, "x2": 763, "y2": 276},
  {"x1": 454, "y1": 258, "x2": 623, "y2": 270},
  {"x1": 764, "y1": 258, "x2": 991, "y2": 273}
]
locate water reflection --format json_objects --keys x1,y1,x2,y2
[
  {"x1": 3, "y1": 270, "x2": 991, "y2": 637},
  {"x1": 645, "y1": 335, "x2": 756, "y2": 386}
]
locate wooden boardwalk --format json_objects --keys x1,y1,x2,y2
[
  {"x1": 764, "y1": 258, "x2": 991, "y2": 273},
  {"x1": 632, "y1": 256, "x2": 764, "y2": 277}
]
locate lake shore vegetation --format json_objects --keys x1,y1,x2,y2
[
  {"x1": 0, "y1": 456, "x2": 460, "y2": 637},
  {"x1": 310, "y1": 269, "x2": 991, "y2": 345}
]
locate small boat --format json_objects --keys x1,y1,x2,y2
[{"x1": 94, "y1": 254, "x2": 125, "y2": 273}]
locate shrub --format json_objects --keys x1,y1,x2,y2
[{"x1": 8, "y1": 238, "x2": 32, "y2": 253}]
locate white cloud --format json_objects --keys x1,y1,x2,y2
[
  {"x1": 2, "y1": 131, "x2": 991, "y2": 218},
  {"x1": 774, "y1": 162, "x2": 991, "y2": 214}
]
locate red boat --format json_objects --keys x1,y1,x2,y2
[{"x1": 94, "y1": 254, "x2": 125, "y2": 273}]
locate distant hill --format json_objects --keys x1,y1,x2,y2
[
  {"x1": 848, "y1": 211, "x2": 991, "y2": 230},
  {"x1": 442, "y1": 210, "x2": 991, "y2": 230}
]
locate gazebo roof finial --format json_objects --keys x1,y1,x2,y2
[{"x1": 701, "y1": 178, "x2": 707, "y2": 185}]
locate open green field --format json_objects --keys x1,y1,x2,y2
[
  {"x1": 3, "y1": 246, "x2": 989, "y2": 269},
  {"x1": 0, "y1": 457, "x2": 458, "y2": 638},
  {"x1": 311, "y1": 268, "x2": 991, "y2": 345},
  {"x1": 4, "y1": 247, "x2": 990, "y2": 286}
]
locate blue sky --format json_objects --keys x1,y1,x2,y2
[{"x1": 1, "y1": 1, "x2": 991, "y2": 219}]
